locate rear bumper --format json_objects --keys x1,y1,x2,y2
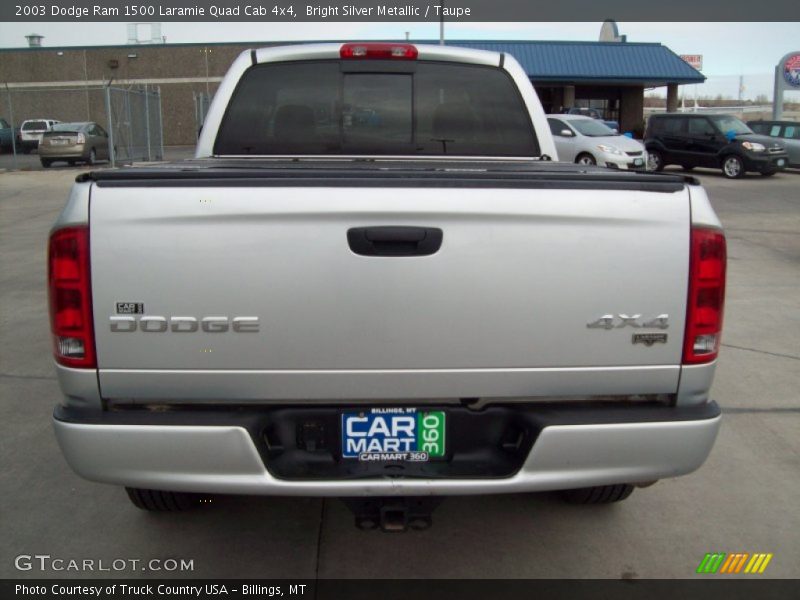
[
  {"x1": 53, "y1": 402, "x2": 721, "y2": 496},
  {"x1": 39, "y1": 144, "x2": 88, "y2": 159}
]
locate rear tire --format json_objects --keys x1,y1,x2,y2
[
  {"x1": 86, "y1": 148, "x2": 96, "y2": 166},
  {"x1": 680, "y1": 164, "x2": 695, "y2": 171},
  {"x1": 647, "y1": 150, "x2": 664, "y2": 171},
  {"x1": 40, "y1": 159, "x2": 51, "y2": 168},
  {"x1": 125, "y1": 487, "x2": 209, "y2": 512},
  {"x1": 560, "y1": 484, "x2": 635, "y2": 504},
  {"x1": 761, "y1": 171, "x2": 776, "y2": 177}
]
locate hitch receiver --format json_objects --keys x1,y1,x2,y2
[{"x1": 340, "y1": 497, "x2": 443, "y2": 532}]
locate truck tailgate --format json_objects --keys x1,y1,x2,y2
[{"x1": 90, "y1": 175, "x2": 690, "y2": 401}]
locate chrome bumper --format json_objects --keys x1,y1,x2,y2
[{"x1": 53, "y1": 404, "x2": 721, "y2": 496}]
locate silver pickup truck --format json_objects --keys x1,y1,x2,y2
[{"x1": 49, "y1": 43, "x2": 725, "y2": 527}]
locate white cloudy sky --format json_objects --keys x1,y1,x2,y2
[{"x1": 1, "y1": 21, "x2": 798, "y2": 100}]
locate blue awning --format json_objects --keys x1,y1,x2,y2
[{"x1": 445, "y1": 40, "x2": 705, "y2": 86}]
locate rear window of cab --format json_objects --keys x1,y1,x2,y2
[{"x1": 214, "y1": 61, "x2": 539, "y2": 157}]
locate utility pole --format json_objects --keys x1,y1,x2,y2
[
  {"x1": 83, "y1": 49, "x2": 91, "y2": 120},
  {"x1": 439, "y1": 1, "x2": 445, "y2": 45},
  {"x1": 4, "y1": 83, "x2": 18, "y2": 170},
  {"x1": 203, "y1": 47, "x2": 210, "y2": 96}
]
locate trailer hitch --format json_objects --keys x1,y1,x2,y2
[{"x1": 340, "y1": 497, "x2": 443, "y2": 532}]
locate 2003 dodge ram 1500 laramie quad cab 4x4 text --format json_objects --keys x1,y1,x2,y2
[{"x1": 49, "y1": 43, "x2": 725, "y2": 530}]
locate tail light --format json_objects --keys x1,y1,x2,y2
[
  {"x1": 48, "y1": 226, "x2": 96, "y2": 368},
  {"x1": 77, "y1": 133, "x2": 86, "y2": 144},
  {"x1": 340, "y1": 43, "x2": 418, "y2": 60},
  {"x1": 683, "y1": 227, "x2": 726, "y2": 364}
]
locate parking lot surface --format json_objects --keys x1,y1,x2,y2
[
  {"x1": 1, "y1": 164, "x2": 798, "y2": 579},
  {"x1": 0, "y1": 146, "x2": 195, "y2": 172}
]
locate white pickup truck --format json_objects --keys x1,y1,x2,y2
[{"x1": 50, "y1": 43, "x2": 725, "y2": 529}]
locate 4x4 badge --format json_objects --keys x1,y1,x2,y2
[{"x1": 587, "y1": 314, "x2": 669, "y2": 330}]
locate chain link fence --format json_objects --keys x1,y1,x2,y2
[
  {"x1": 1, "y1": 84, "x2": 163, "y2": 169},
  {"x1": 105, "y1": 86, "x2": 163, "y2": 164}
]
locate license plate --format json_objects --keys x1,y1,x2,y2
[
  {"x1": 341, "y1": 408, "x2": 446, "y2": 461},
  {"x1": 52, "y1": 139, "x2": 68, "y2": 145},
  {"x1": 634, "y1": 158, "x2": 644, "y2": 166},
  {"x1": 777, "y1": 159, "x2": 786, "y2": 167}
]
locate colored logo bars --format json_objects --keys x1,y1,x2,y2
[{"x1": 696, "y1": 553, "x2": 773, "y2": 574}]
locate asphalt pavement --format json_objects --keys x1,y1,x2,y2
[{"x1": 0, "y1": 163, "x2": 798, "y2": 579}]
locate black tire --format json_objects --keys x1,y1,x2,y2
[
  {"x1": 576, "y1": 153, "x2": 596, "y2": 166},
  {"x1": 761, "y1": 171, "x2": 776, "y2": 177},
  {"x1": 680, "y1": 164, "x2": 695, "y2": 171},
  {"x1": 67, "y1": 160, "x2": 76, "y2": 166},
  {"x1": 125, "y1": 487, "x2": 208, "y2": 512},
  {"x1": 40, "y1": 159, "x2": 51, "y2": 168},
  {"x1": 647, "y1": 150, "x2": 664, "y2": 172},
  {"x1": 560, "y1": 484, "x2": 635, "y2": 505},
  {"x1": 722, "y1": 155, "x2": 745, "y2": 179},
  {"x1": 86, "y1": 148, "x2": 96, "y2": 166}
]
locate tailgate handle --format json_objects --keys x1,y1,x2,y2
[{"x1": 347, "y1": 226, "x2": 443, "y2": 257}]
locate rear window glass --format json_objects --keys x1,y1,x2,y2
[
  {"x1": 22, "y1": 121, "x2": 47, "y2": 130},
  {"x1": 51, "y1": 123, "x2": 86, "y2": 132},
  {"x1": 214, "y1": 61, "x2": 539, "y2": 157}
]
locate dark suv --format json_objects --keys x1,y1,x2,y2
[{"x1": 645, "y1": 113, "x2": 788, "y2": 178}]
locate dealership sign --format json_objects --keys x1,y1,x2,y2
[
  {"x1": 680, "y1": 55, "x2": 703, "y2": 71},
  {"x1": 783, "y1": 53, "x2": 800, "y2": 88},
  {"x1": 774, "y1": 51, "x2": 800, "y2": 119}
]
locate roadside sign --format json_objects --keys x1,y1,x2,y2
[
  {"x1": 783, "y1": 53, "x2": 800, "y2": 88},
  {"x1": 774, "y1": 50, "x2": 800, "y2": 118},
  {"x1": 680, "y1": 55, "x2": 703, "y2": 71}
]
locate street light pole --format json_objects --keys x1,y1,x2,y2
[{"x1": 439, "y1": 1, "x2": 445, "y2": 45}]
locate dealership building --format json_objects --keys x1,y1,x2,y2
[{"x1": 0, "y1": 37, "x2": 704, "y2": 146}]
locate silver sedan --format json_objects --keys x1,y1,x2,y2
[{"x1": 547, "y1": 114, "x2": 647, "y2": 170}]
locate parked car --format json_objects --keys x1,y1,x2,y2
[
  {"x1": 645, "y1": 113, "x2": 789, "y2": 178},
  {"x1": 746, "y1": 120, "x2": 800, "y2": 168},
  {"x1": 547, "y1": 114, "x2": 647, "y2": 170},
  {"x1": 50, "y1": 43, "x2": 724, "y2": 529},
  {"x1": 565, "y1": 107, "x2": 620, "y2": 133},
  {"x1": 0, "y1": 117, "x2": 20, "y2": 152},
  {"x1": 18, "y1": 118, "x2": 60, "y2": 153},
  {"x1": 38, "y1": 121, "x2": 110, "y2": 167}
]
